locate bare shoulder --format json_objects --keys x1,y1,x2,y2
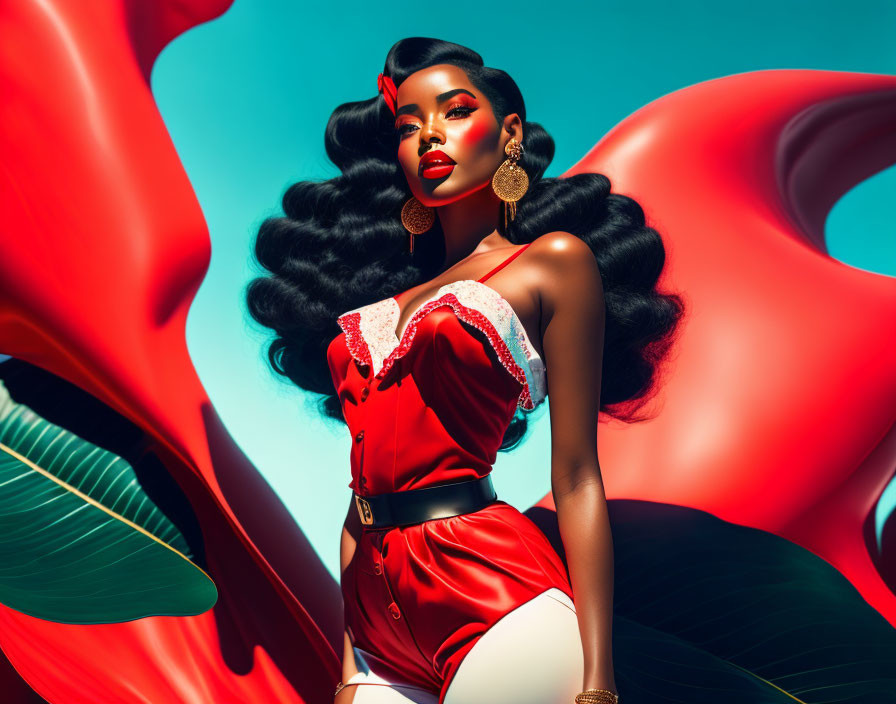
[{"x1": 525, "y1": 231, "x2": 603, "y2": 315}]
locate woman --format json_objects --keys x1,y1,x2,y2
[{"x1": 247, "y1": 37, "x2": 683, "y2": 704}]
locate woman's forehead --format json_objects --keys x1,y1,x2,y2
[{"x1": 398, "y1": 64, "x2": 475, "y2": 99}]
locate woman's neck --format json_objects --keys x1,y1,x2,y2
[{"x1": 434, "y1": 183, "x2": 511, "y2": 270}]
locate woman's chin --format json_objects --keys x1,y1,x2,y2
[{"x1": 416, "y1": 179, "x2": 491, "y2": 207}]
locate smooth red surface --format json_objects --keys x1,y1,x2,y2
[
  {"x1": 0, "y1": 1, "x2": 341, "y2": 703},
  {"x1": 0, "y1": 1, "x2": 894, "y2": 702},
  {"x1": 543, "y1": 69, "x2": 896, "y2": 630}
]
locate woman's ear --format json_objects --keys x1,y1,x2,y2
[{"x1": 502, "y1": 113, "x2": 523, "y2": 147}]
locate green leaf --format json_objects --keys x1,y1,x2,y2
[
  {"x1": 0, "y1": 379, "x2": 216, "y2": 624},
  {"x1": 607, "y1": 500, "x2": 896, "y2": 703}
]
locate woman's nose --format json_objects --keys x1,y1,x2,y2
[{"x1": 419, "y1": 118, "x2": 445, "y2": 145}]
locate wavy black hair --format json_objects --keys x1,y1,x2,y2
[{"x1": 246, "y1": 37, "x2": 685, "y2": 449}]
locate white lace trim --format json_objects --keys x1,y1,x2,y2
[{"x1": 336, "y1": 280, "x2": 546, "y2": 410}]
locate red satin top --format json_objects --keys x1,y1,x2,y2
[{"x1": 326, "y1": 243, "x2": 574, "y2": 701}]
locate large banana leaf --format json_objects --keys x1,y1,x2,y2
[
  {"x1": 557, "y1": 500, "x2": 896, "y2": 703},
  {"x1": 0, "y1": 379, "x2": 216, "y2": 623}
]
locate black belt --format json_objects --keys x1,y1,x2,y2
[{"x1": 354, "y1": 475, "x2": 497, "y2": 528}]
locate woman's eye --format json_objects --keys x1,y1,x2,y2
[
  {"x1": 447, "y1": 105, "x2": 475, "y2": 118},
  {"x1": 396, "y1": 106, "x2": 475, "y2": 136}
]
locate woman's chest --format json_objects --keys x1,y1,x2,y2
[{"x1": 327, "y1": 280, "x2": 547, "y2": 411}]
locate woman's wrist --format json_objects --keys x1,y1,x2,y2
[
  {"x1": 576, "y1": 672, "x2": 619, "y2": 704},
  {"x1": 575, "y1": 688, "x2": 619, "y2": 704},
  {"x1": 583, "y1": 663, "x2": 616, "y2": 693},
  {"x1": 583, "y1": 679, "x2": 617, "y2": 692}
]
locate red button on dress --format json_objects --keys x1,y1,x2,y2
[{"x1": 326, "y1": 243, "x2": 572, "y2": 703}]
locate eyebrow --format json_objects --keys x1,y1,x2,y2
[{"x1": 395, "y1": 88, "x2": 477, "y2": 118}]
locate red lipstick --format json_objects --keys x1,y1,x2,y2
[{"x1": 419, "y1": 149, "x2": 456, "y2": 179}]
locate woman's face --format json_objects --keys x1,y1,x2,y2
[{"x1": 393, "y1": 64, "x2": 521, "y2": 207}]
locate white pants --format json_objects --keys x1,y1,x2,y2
[{"x1": 343, "y1": 588, "x2": 584, "y2": 704}]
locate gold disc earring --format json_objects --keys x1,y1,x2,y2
[
  {"x1": 491, "y1": 138, "x2": 529, "y2": 231},
  {"x1": 400, "y1": 196, "x2": 435, "y2": 254}
]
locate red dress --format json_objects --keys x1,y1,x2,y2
[{"x1": 326, "y1": 243, "x2": 575, "y2": 703}]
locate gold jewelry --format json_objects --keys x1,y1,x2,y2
[
  {"x1": 491, "y1": 137, "x2": 529, "y2": 231},
  {"x1": 400, "y1": 196, "x2": 435, "y2": 254},
  {"x1": 574, "y1": 688, "x2": 619, "y2": 704},
  {"x1": 334, "y1": 681, "x2": 345, "y2": 696}
]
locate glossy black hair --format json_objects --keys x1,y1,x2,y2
[{"x1": 246, "y1": 37, "x2": 685, "y2": 449}]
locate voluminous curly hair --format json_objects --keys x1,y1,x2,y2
[{"x1": 246, "y1": 36, "x2": 685, "y2": 450}]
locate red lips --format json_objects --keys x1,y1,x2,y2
[{"x1": 419, "y1": 150, "x2": 456, "y2": 168}]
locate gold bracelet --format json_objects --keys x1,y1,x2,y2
[
  {"x1": 575, "y1": 688, "x2": 619, "y2": 704},
  {"x1": 334, "y1": 681, "x2": 345, "y2": 696}
]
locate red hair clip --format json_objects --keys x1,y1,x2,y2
[{"x1": 377, "y1": 72, "x2": 398, "y2": 115}]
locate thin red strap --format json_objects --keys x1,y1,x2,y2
[{"x1": 477, "y1": 242, "x2": 533, "y2": 283}]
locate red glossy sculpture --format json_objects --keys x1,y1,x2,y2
[{"x1": 0, "y1": 1, "x2": 894, "y2": 702}]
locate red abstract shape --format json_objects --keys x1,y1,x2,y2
[
  {"x1": 0, "y1": 1, "x2": 341, "y2": 702},
  {"x1": 539, "y1": 69, "x2": 896, "y2": 624},
  {"x1": 0, "y1": 1, "x2": 894, "y2": 702}
]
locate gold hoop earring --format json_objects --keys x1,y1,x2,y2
[
  {"x1": 400, "y1": 196, "x2": 435, "y2": 254},
  {"x1": 491, "y1": 138, "x2": 529, "y2": 231}
]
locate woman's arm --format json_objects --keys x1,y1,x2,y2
[
  {"x1": 336, "y1": 495, "x2": 363, "y2": 701},
  {"x1": 535, "y1": 231, "x2": 616, "y2": 696}
]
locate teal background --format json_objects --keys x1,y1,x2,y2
[{"x1": 149, "y1": 0, "x2": 896, "y2": 580}]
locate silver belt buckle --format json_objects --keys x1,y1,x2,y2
[{"x1": 355, "y1": 494, "x2": 374, "y2": 526}]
